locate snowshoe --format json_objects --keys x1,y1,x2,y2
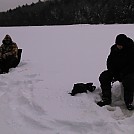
[{"x1": 97, "y1": 99, "x2": 111, "y2": 107}]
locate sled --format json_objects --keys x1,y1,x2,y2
[{"x1": 12, "y1": 48, "x2": 22, "y2": 68}]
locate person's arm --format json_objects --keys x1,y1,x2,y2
[
  {"x1": 120, "y1": 47, "x2": 134, "y2": 78},
  {"x1": 12, "y1": 43, "x2": 18, "y2": 58},
  {"x1": 107, "y1": 45, "x2": 117, "y2": 72},
  {"x1": 107, "y1": 45, "x2": 121, "y2": 81}
]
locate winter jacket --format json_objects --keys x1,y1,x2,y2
[
  {"x1": 107, "y1": 37, "x2": 134, "y2": 81},
  {"x1": 0, "y1": 35, "x2": 18, "y2": 59}
]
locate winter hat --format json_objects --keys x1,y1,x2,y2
[
  {"x1": 4, "y1": 34, "x2": 12, "y2": 40},
  {"x1": 115, "y1": 34, "x2": 127, "y2": 46},
  {"x1": 2, "y1": 34, "x2": 12, "y2": 44}
]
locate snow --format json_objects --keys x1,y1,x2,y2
[{"x1": 0, "y1": 24, "x2": 134, "y2": 134}]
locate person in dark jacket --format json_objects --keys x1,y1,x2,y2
[
  {"x1": 97, "y1": 34, "x2": 134, "y2": 110},
  {"x1": 0, "y1": 35, "x2": 18, "y2": 73}
]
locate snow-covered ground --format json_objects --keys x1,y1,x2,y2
[{"x1": 0, "y1": 24, "x2": 134, "y2": 134}]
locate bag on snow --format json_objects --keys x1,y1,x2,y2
[{"x1": 69, "y1": 82, "x2": 96, "y2": 96}]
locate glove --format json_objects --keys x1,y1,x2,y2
[
  {"x1": 113, "y1": 73, "x2": 122, "y2": 82},
  {"x1": 2, "y1": 54, "x2": 7, "y2": 59}
]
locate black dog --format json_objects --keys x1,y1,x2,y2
[{"x1": 69, "y1": 83, "x2": 96, "y2": 96}]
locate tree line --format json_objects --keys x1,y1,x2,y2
[{"x1": 0, "y1": 0, "x2": 134, "y2": 26}]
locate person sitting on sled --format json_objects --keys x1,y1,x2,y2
[
  {"x1": 97, "y1": 34, "x2": 134, "y2": 110},
  {"x1": 0, "y1": 34, "x2": 18, "y2": 73}
]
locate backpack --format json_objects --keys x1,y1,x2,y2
[{"x1": 69, "y1": 82, "x2": 96, "y2": 96}]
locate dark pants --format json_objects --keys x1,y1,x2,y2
[
  {"x1": 0, "y1": 56, "x2": 18, "y2": 73},
  {"x1": 99, "y1": 70, "x2": 134, "y2": 105}
]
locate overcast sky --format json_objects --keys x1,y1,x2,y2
[{"x1": 0, "y1": 0, "x2": 39, "y2": 12}]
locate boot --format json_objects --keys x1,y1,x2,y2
[
  {"x1": 97, "y1": 98, "x2": 111, "y2": 107},
  {"x1": 126, "y1": 103, "x2": 134, "y2": 110}
]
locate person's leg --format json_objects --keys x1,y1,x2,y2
[
  {"x1": 0, "y1": 58, "x2": 9, "y2": 73},
  {"x1": 2, "y1": 56, "x2": 18, "y2": 73},
  {"x1": 0, "y1": 59, "x2": 5, "y2": 73},
  {"x1": 2, "y1": 61, "x2": 9, "y2": 73},
  {"x1": 97, "y1": 70, "x2": 113, "y2": 106},
  {"x1": 7, "y1": 56, "x2": 18, "y2": 68},
  {"x1": 122, "y1": 74, "x2": 134, "y2": 110}
]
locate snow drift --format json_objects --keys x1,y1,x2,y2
[{"x1": 0, "y1": 24, "x2": 134, "y2": 134}]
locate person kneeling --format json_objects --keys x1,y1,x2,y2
[{"x1": 97, "y1": 34, "x2": 134, "y2": 110}]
